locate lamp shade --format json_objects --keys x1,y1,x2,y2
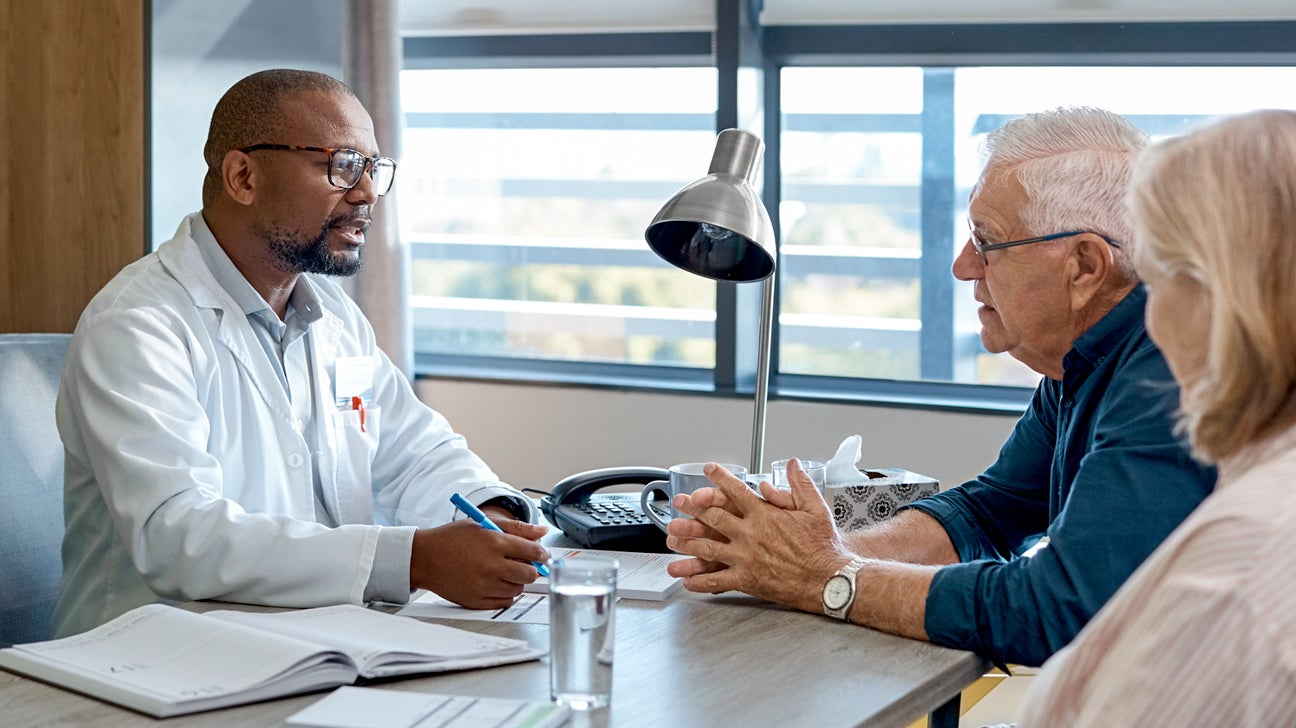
[
  {"x1": 644, "y1": 128, "x2": 778, "y2": 474},
  {"x1": 645, "y1": 128, "x2": 776, "y2": 282}
]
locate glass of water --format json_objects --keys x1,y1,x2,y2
[
  {"x1": 549, "y1": 555, "x2": 618, "y2": 710},
  {"x1": 772, "y1": 458, "x2": 827, "y2": 495}
]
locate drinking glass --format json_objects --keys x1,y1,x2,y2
[{"x1": 549, "y1": 555, "x2": 618, "y2": 710}]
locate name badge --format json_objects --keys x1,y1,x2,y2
[{"x1": 334, "y1": 355, "x2": 374, "y2": 408}]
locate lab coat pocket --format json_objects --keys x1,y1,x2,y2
[{"x1": 331, "y1": 405, "x2": 381, "y2": 494}]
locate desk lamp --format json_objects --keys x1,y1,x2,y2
[{"x1": 645, "y1": 128, "x2": 777, "y2": 474}]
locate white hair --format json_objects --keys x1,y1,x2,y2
[{"x1": 981, "y1": 107, "x2": 1148, "y2": 279}]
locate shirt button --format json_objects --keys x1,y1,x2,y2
[
  {"x1": 292, "y1": 419, "x2": 305, "y2": 435},
  {"x1": 288, "y1": 453, "x2": 304, "y2": 468}
]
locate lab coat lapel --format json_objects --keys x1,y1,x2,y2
[
  {"x1": 213, "y1": 308, "x2": 295, "y2": 423},
  {"x1": 157, "y1": 224, "x2": 294, "y2": 423}
]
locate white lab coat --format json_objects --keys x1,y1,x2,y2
[{"x1": 53, "y1": 214, "x2": 534, "y2": 638}]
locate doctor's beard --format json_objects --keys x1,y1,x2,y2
[{"x1": 266, "y1": 214, "x2": 366, "y2": 277}]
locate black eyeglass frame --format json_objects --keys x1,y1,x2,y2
[
  {"x1": 239, "y1": 143, "x2": 397, "y2": 196},
  {"x1": 971, "y1": 229, "x2": 1122, "y2": 263}
]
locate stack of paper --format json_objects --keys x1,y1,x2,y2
[{"x1": 528, "y1": 547, "x2": 688, "y2": 600}]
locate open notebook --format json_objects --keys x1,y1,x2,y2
[{"x1": 0, "y1": 604, "x2": 541, "y2": 718}]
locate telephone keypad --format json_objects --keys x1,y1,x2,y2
[{"x1": 573, "y1": 498, "x2": 654, "y2": 525}]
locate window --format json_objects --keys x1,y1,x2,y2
[
  {"x1": 401, "y1": 21, "x2": 1296, "y2": 407},
  {"x1": 776, "y1": 65, "x2": 1296, "y2": 388},
  {"x1": 778, "y1": 67, "x2": 935, "y2": 383},
  {"x1": 401, "y1": 67, "x2": 719, "y2": 371}
]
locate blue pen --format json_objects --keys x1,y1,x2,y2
[{"x1": 450, "y1": 493, "x2": 550, "y2": 577}]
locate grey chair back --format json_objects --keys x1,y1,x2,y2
[{"x1": 0, "y1": 333, "x2": 71, "y2": 647}]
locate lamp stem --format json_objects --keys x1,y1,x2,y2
[{"x1": 750, "y1": 270, "x2": 774, "y2": 475}]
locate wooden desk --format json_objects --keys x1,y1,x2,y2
[{"x1": 0, "y1": 588, "x2": 987, "y2": 727}]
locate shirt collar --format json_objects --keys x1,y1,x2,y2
[
  {"x1": 192, "y1": 213, "x2": 325, "y2": 327},
  {"x1": 1064, "y1": 283, "x2": 1147, "y2": 375}
]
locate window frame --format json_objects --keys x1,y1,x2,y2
[{"x1": 402, "y1": 15, "x2": 1296, "y2": 415}]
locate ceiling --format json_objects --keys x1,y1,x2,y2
[
  {"x1": 398, "y1": 0, "x2": 712, "y2": 35},
  {"x1": 398, "y1": 0, "x2": 1296, "y2": 35}
]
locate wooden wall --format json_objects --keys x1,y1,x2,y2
[{"x1": 0, "y1": 0, "x2": 146, "y2": 333}]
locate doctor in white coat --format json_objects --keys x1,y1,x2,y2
[{"x1": 54, "y1": 69, "x2": 550, "y2": 638}]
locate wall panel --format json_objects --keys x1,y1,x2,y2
[{"x1": 0, "y1": 0, "x2": 145, "y2": 333}]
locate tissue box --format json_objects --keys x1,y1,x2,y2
[{"x1": 827, "y1": 469, "x2": 939, "y2": 531}]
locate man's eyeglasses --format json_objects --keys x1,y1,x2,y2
[
  {"x1": 970, "y1": 229, "x2": 1122, "y2": 264},
  {"x1": 240, "y1": 144, "x2": 397, "y2": 196}
]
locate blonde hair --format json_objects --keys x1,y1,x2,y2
[
  {"x1": 1129, "y1": 109, "x2": 1296, "y2": 462},
  {"x1": 983, "y1": 106, "x2": 1147, "y2": 280}
]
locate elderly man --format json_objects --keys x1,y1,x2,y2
[
  {"x1": 665, "y1": 107, "x2": 1216, "y2": 667},
  {"x1": 54, "y1": 69, "x2": 549, "y2": 638}
]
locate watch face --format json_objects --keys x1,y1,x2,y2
[{"x1": 824, "y1": 575, "x2": 852, "y2": 610}]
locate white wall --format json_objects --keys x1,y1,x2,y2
[{"x1": 418, "y1": 379, "x2": 1019, "y2": 494}]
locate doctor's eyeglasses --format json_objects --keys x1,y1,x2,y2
[{"x1": 240, "y1": 144, "x2": 397, "y2": 196}]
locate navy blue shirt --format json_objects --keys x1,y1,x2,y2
[{"x1": 908, "y1": 285, "x2": 1216, "y2": 667}]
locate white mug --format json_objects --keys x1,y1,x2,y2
[{"x1": 641, "y1": 462, "x2": 747, "y2": 533}]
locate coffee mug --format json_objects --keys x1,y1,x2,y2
[{"x1": 641, "y1": 462, "x2": 748, "y2": 533}]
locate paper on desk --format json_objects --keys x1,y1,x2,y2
[
  {"x1": 286, "y1": 686, "x2": 570, "y2": 728},
  {"x1": 525, "y1": 547, "x2": 687, "y2": 601},
  {"x1": 396, "y1": 591, "x2": 552, "y2": 624}
]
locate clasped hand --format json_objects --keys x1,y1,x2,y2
[{"x1": 664, "y1": 459, "x2": 856, "y2": 614}]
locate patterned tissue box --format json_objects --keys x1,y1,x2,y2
[{"x1": 827, "y1": 469, "x2": 940, "y2": 531}]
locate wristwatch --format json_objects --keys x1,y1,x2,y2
[{"x1": 821, "y1": 557, "x2": 868, "y2": 621}]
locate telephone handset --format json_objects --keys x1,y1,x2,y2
[{"x1": 540, "y1": 466, "x2": 672, "y2": 552}]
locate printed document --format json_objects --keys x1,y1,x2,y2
[{"x1": 286, "y1": 686, "x2": 569, "y2": 728}]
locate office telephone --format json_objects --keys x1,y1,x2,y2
[{"x1": 540, "y1": 466, "x2": 672, "y2": 552}]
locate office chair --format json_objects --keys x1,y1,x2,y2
[{"x1": 0, "y1": 333, "x2": 72, "y2": 647}]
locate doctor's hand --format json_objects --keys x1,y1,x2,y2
[
  {"x1": 665, "y1": 459, "x2": 854, "y2": 615},
  {"x1": 411, "y1": 518, "x2": 550, "y2": 610}
]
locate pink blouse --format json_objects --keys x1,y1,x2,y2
[{"x1": 1019, "y1": 424, "x2": 1296, "y2": 726}]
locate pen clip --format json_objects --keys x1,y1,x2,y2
[{"x1": 350, "y1": 395, "x2": 366, "y2": 432}]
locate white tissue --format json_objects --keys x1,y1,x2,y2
[{"x1": 825, "y1": 434, "x2": 868, "y2": 484}]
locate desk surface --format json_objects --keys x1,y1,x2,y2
[
  {"x1": 0, "y1": 528, "x2": 989, "y2": 727},
  {"x1": 0, "y1": 592, "x2": 987, "y2": 727}
]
